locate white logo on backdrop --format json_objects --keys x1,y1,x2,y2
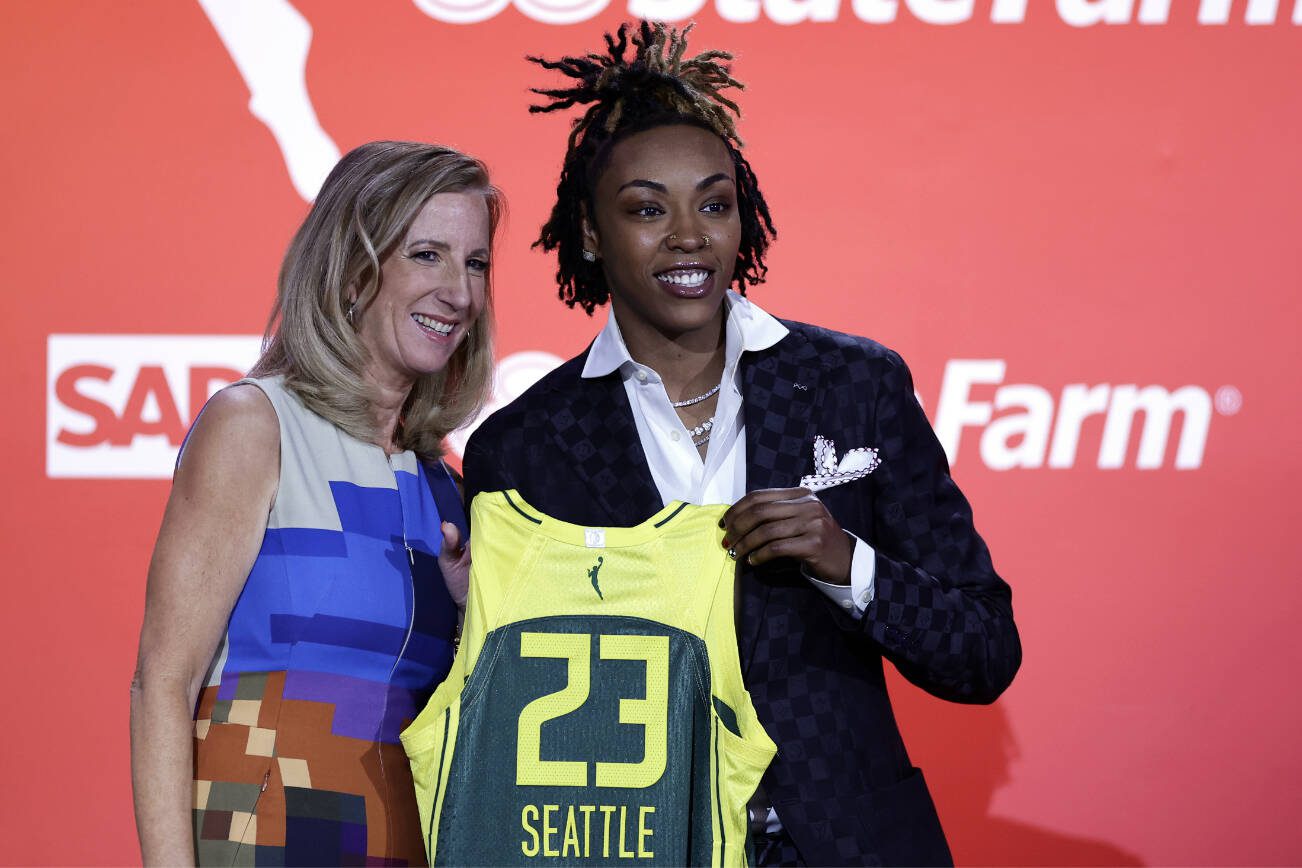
[
  {"x1": 48, "y1": 336, "x2": 1235, "y2": 478},
  {"x1": 46, "y1": 336, "x2": 562, "y2": 479},
  {"x1": 933, "y1": 359, "x2": 1227, "y2": 471},
  {"x1": 47, "y1": 335, "x2": 263, "y2": 479},
  {"x1": 197, "y1": 0, "x2": 1299, "y2": 200},
  {"x1": 410, "y1": 0, "x2": 1302, "y2": 26},
  {"x1": 413, "y1": 0, "x2": 612, "y2": 25},
  {"x1": 197, "y1": 0, "x2": 341, "y2": 201}
]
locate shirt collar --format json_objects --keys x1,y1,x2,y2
[{"x1": 581, "y1": 291, "x2": 789, "y2": 380}]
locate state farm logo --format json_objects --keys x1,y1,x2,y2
[
  {"x1": 410, "y1": 0, "x2": 1302, "y2": 25},
  {"x1": 196, "y1": 0, "x2": 1300, "y2": 202},
  {"x1": 47, "y1": 337, "x2": 1237, "y2": 478},
  {"x1": 933, "y1": 359, "x2": 1240, "y2": 470},
  {"x1": 47, "y1": 336, "x2": 261, "y2": 478},
  {"x1": 413, "y1": 0, "x2": 610, "y2": 24}
]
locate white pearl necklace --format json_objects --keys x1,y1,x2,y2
[{"x1": 687, "y1": 418, "x2": 713, "y2": 439}]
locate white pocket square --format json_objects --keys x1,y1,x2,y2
[{"x1": 799, "y1": 435, "x2": 882, "y2": 492}]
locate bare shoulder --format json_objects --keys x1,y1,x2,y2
[
  {"x1": 196, "y1": 383, "x2": 277, "y2": 437},
  {"x1": 175, "y1": 384, "x2": 279, "y2": 501},
  {"x1": 184, "y1": 384, "x2": 277, "y2": 455}
]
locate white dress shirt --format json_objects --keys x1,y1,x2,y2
[{"x1": 580, "y1": 292, "x2": 875, "y2": 616}]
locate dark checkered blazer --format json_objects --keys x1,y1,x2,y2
[{"x1": 462, "y1": 320, "x2": 1021, "y2": 867}]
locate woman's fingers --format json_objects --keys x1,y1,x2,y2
[
  {"x1": 728, "y1": 516, "x2": 810, "y2": 562},
  {"x1": 438, "y1": 521, "x2": 471, "y2": 610},
  {"x1": 440, "y1": 520, "x2": 464, "y2": 556},
  {"x1": 723, "y1": 487, "x2": 813, "y2": 538}
]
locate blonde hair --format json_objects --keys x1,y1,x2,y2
[{"x1": 251, "y1": 141, "x2": 503, "y2": 462}]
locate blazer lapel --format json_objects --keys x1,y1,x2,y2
[
  {"x1": 738, "y1": 329, "x2": 826, "y2": 672},
  {"x1": 742, "y1": 330, "x2": 825, "y2": 493},
  {"x1": 544, "y1": 360, "x2": 662, "y2": 527}
]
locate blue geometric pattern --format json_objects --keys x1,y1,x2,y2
[{"x1": 214, "y1": 464, "x2": 459, "y2": 741}]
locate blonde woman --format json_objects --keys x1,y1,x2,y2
[{"x1": 130, "y1": 141, "x2": 501, "y2": 865}]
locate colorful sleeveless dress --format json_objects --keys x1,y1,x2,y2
[{"x1": 191, "y1": 375, "x2": 462, "y2": 866}]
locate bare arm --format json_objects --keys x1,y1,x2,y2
[{"x1": 129, "y1": 385, "x2": 279, "y2": 865}]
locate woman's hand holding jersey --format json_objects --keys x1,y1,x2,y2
[{"x1": 722, "y1": 487, "x2": 855, "y2": 585}]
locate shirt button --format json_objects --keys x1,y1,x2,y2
[
  {"x1": 860, "y1": 592, "x2": 871, "y2": 604},
  {"x1": 840, "y1": 599, "x2": 854, "y2": 609},
  {"x1": 670, "y1": 431, "x2": 681, "y2": 442},
  {"x1": 636, "y1": 370, "x2": 648, "y2": 383}
]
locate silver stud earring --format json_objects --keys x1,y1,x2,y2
[
  {"x1": 346, "y1": 300, "x2": 357, "y2": 324},
  {"x1": 582, "y1": 249, "x2": 598, "y2": 262}
]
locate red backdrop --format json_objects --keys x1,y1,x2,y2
[{"x1": 3, "y1": 1, "x2": 1300, "y2": 864}]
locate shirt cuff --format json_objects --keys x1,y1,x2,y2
[{"x1": 803, "y1": 531, "x2": 876, "y2": 619}]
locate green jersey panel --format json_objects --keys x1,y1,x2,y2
[{"x1": 437, "y1": 615, "x2": 713, "y2": 865}]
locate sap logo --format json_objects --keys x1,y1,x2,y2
[
  {"x1": 47, "y1": 335, "x2": 262, "y2": 478},
  {"x1": 47, "y1": 334, "x2": 557, "y2": 478},
  {"x1": 933, "y1": 360, "x2": 1240, "y2": 471}
]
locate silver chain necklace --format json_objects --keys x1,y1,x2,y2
[
  {"x1": 672, "y1": 381, "x2": 721, "y2": 447},
  {"x1": 671, "y1": 383, "x2": 721, "y2": 408}
]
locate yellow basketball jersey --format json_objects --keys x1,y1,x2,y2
[{"x1": 401, "y1": 490, "x2": 776, "y2": 866}]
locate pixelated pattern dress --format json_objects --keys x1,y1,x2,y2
[{"x1": 191, "y1": 376, "x2": 461, "y2": 866}]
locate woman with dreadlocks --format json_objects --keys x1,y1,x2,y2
[{"x1": 457, "y1": 21, "x2": 1020, "y2": 867}]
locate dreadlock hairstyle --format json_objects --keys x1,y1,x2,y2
[{"x1": 529, "y1": 21, "x2": 777, "y2": 315}]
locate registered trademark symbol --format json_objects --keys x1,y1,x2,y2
[{"x1": 1215, "y1": 386, "x2": 1242, "y2": 416}]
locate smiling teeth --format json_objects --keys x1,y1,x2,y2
[
  {"x1": 659, "y1": 269, "x2": 709, "y2": 287},
  {"x1": 412, "y1": 313, "x2": 454, "y2": 335}
]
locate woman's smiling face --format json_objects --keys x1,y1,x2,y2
[
  {"x1": 354, "y1": 190, "x2": 491, "y2": 392},
  {"x1": 584, "y1": 124, "x2": 741, "y2": 346}
]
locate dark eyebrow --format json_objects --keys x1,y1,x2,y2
[
  {"x1": 615, "y1": 173, "x2": 735, "y2": 195},
  {"x1": 696, "y1": 173, "x2": 733, "y2": 190},
  {"x1": 617, "y1": 179, "x2": 667, "y2": 194}
]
